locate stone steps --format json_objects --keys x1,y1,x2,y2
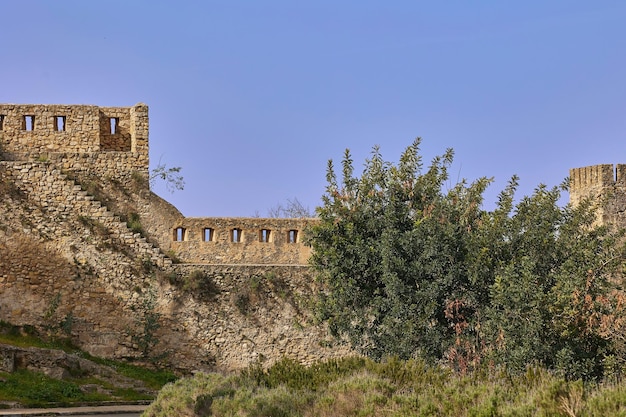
[{"x1": 1, "y1": 161, "x2": 172, "y2": 268}]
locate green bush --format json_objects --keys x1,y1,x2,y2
[
  {"x1": 309, "y1": 140, "x2": 626, "y2": 380},
  {"x1": 127, "y1": 212, "x2": 143, "y2": 234},
  {"x1": 145, "y1": 357, "x2": 626, "y2": 417}
]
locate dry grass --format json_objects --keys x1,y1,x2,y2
[{"x1": 144, "y1": 357, "x2": 626, "y2": 417}]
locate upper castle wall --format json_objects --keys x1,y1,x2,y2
[
  {"x1": 0, "y1": 103, "x2": 149, "y2": 180},
  {"x1": 0, "y1": 102, "x2": 315, "y2": 266}
]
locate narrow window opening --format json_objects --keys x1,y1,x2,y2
[
  {"x1": 288, "y1": 230, "x2": 298, "y2": 243},
  {"x1": 0, "y1": 115, "x2": 4, "y2": 131},
  {"x1": 260, "y1": 229, "x2": 271, "y2": 243},
  {"x1": 231, "y1": 228, "x2": 242, "y2": 243},
  {"x1": 24, "y1": 115, "x2": 35, "y2": 131},
  {"x1": 203, "y1": 228, "x2": 214, "y2": 242},
  {"x1": 173, "y1": 227, "x2": 186, "y2": 241},
  {"x1": 110, "y1": 117, "x2": 119, "y2": 134},
  {"x1": 54, "y1": 116, "x2": 66, "y2": 132}
]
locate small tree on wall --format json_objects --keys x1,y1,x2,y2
[{"x1": 150, "y1": 158, "x2": 184, "y2": 193}]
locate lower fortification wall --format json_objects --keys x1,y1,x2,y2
[{"x1": 163, "y1": 264, "x2": 348, "y2": 370}]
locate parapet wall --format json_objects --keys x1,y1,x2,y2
[
  {"x1": 570, "y1": 164, "x2": 626, "y2": 227},
  {"x1": 170, "y1": 217, "x2": 316, "y2": 265}
]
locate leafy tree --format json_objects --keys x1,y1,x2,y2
[
  {"x1": 309, "y1": 139, "x2": 489, "y2": 360},
  {"x1": 308, "y1": 139, "x2": 626, "y2": 379}
]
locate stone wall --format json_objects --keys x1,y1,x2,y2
[
  {"x1": 170, "y1": 217, "x2": 315, "y2": 264},
  {"x1": 0, "y1": 103, "x2": 149, "y2": 176},
  {"x1": 0, "y1": 161, "x2": 170, "y2": 267},
  {"x1": 569, "y1": 164, "x2": 626, "y2": 227},
  {"x1": 0, "y1": 102, "x2": 349, "y2": 371},
  {"x1": 162, "y1": 264, "x2": 349, "y2": 370}
]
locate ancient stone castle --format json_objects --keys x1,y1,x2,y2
[
  {"x1": 0, "y1": 102, "x2": 619, "y2": 372},
  {"x1": 0, "y1": 103, "x2": 314, "y2": 266},
  {"x1": 0, "y1": 103, "x2": 343, "y2": 371}
]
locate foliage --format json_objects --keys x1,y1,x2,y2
[
  {"x1": 143, "y1": 357, "x2": 626, "y2": 417},
  {"x1": 232, "y1": 272, "x2": 297, "y2": 316},
  {"x1": 90, "y1": 358, "x2": 177, "y2": 390},
  {"x1": 170, "y1": 269, "x2": 221, "y2": 300},
  {"x1": 0, "y1": 369, "x2": 107, "y2": 407},
  {"x1": 0, "y1": 322, "x2": 177, "y2": 407},
  {"x1": 40, "y1": 293, "x2": 75, "y2": 342},
  {"x1": 150, "y1": 160, "x2": 184, "y2": 193},
  {"x1": 126, "y1": 212, "x2": 143, "y2": 234},
  {"x1": 307, "y1": 139, "x2": 626, "y2": 379}
]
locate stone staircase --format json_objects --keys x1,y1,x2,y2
[{"x1": 0, "y1": 160, "x2": 172, "y2": 268}]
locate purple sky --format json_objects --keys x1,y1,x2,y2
[{"x1": 2, "y1": 1, "x2": 626, "y2": 216}]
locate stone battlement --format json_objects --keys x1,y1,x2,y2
[
  {"x1": 570, "y1": 164, "x2": 626, "y2": 203},
  {"x1": 0, "y1": 102, "x2": 338, "y2": 370}
]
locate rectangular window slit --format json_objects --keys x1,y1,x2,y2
[
  {"x1": 203, "y1": 228, "x2": 214, "y2": 242},
  {"x1": 24, "y1": 115, "x2": 35, "y2": 131},
  {"x1": 110, "y1": 117, "x2": 119, "y2": 134},
  {"x1": 0, "y1": 115, "x2": 4, "y2": 131},
  {"x1": 54, "y1": 116, "x2": 66, "y2": 132},
  {"x1": 260, "y1": 229, "x2": 271, "y2": 243},
  {"x1": 231, "y1": 228, "x2": 242, "y2": 243},
  {"x1": 288, "y1": 230, "x2": 298, "y2": 243},
  {"x1": 173, "y1": 227, "x2": 186, "y2": 241}
]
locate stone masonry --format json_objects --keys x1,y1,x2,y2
[
  {"x1": 0, "y1": 103, "x2": 343, "y2": 371},
  {"x1": 569, "y1": 164, "x2": 626, "y2": 227},
  {"x1": 0, "y1": 103, "x2": 313, "y2": 266}
]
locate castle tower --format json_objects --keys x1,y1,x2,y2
[
  {"x1": 570, "y1": 164, "x2": 626, "y2": 227},
  {"x1": 0, "y1": 103, "x2": 149, "y2": 182}
]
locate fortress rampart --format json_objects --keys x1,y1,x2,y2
[
  {"x1": 4, "y1": 103, "x2": 624, "y2": 267},
  {"x1": 4, "y1": 102, "x2": 625, "y2": 370}
]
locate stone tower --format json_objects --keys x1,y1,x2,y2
[{"x1": 570, "y1": 164, "x2": 626, "y2": 227}]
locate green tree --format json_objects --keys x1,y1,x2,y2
[
  {"x1": 474, "y1": 181, "x2": 626, "y2": 379},
  {"x1": 309, "y1": 139, "x2": 489, "y2": 360},
  {"x1": 309, "y1": 139, "x2": 626, "y2": 379}
]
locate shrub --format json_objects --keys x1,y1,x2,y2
[{"x1": 127, "y1": 212, "x2": 143, "y2": 234}]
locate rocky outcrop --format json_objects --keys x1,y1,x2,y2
[{"x1": 0, "y1": 343, "x2": 155, "y2": 395}]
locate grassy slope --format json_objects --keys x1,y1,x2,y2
[
  {"x1": 144, "y1": 357, "x2": 626, "y2": 417},
  {"x1": 0, "y1": 322, "x2": 177, "y2": 408}
]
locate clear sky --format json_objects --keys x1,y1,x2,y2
[{"x1": 2, "y1": 1, "x2": 625, "y2": 216}]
